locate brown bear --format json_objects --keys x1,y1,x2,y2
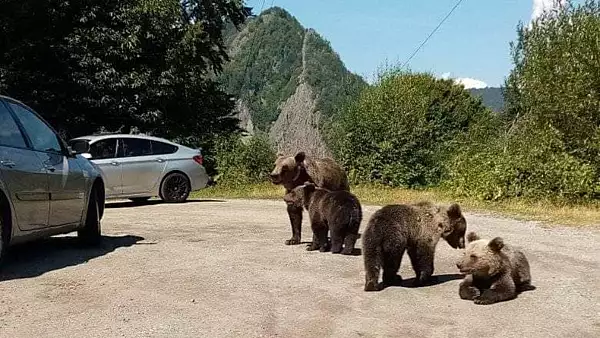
[
  {"x1": 456, "y1": 232, "x2": 533, "y2": 305},
  {"x1": 362, "y1": 202, "x2": 467, "y2": 291},
  {"x1": 283, "y1": 182, "x2": 362, "y2": 255},
  {"x1": 270, "y1": 152, "x2": 349, "y2": 245}
]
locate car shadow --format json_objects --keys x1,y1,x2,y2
[
  {"x1": 0, "y1": 235, "x2": 146, "y2": 282},
  {"x1": 376, "y1": 273, "x2": 465, "y2": 290},
  {"x1": 106, "y1": 199, "x2": 226, "y2": 209}
]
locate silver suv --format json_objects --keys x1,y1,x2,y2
[
  {"x1": 68, "y1": 134, "x2": 209, "y2": 203},
  {"x1": 0, "y1": 96, "x2": 105, "y2": 265}
]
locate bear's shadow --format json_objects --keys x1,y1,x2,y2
[{"x1": 378, "y1": 273, "x2": 465, "y2": 290}]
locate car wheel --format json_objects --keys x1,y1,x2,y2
[
  {"x1": 129, "y1": 197, "x2": 151, "y2": 204},
  {"x1": 160, "y1": 172, "x2": 191, "y2": 203},
  {"x1": 78, "y1": 188, "x2": 102, "y2": 245}
]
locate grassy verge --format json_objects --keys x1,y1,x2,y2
[{"x1": 191, "y1": 182, "x2": 600, "y2": 228}]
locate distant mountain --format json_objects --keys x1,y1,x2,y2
[
  {"x1": 220, "y1": 7, "x2": 366, "y2": 157},
  {"x1": 469, "y1": 87, "x2": 505, "y2": 112}
]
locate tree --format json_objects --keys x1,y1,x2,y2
[
  {"x1": 0, "y1": 0, "x2": 251, "y2": 144},
  {"x1": 330, "y1": 70, "x2": 491, "y2": 188}
]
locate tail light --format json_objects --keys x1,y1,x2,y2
[{"x1": 193, "y1": 155, "x2": 204, "y2": 166}]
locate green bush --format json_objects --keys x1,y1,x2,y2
[
  {"x1": 445, "y1": 117, "x2": 600, "y2": 201},
  {"x1": 329, "y1": 69, "x2": 491, "y2": 188},
  {"x1": 212, "y1": 133, "x2": 276, "y2": 186}
]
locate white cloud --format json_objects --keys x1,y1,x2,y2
[
  {"x1": 531, "y1": 0, "x2": 566, "y2": 22},
  {"x1": 439, "y1": 72, "x2": 488, "y2": 89},
  {"x1": 455, "y1": 78, "x2": 488, "y2": 89}
]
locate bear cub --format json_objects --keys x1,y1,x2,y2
[
  {"x1": 283, "y1": 182, "x2": 362, "y2": 255},
  {"x1": 456, "y1": 232, "x2": 533, "y2": 305},
  {"x1": 362, "y1": 202, "x2": 467, "y2": 291}
]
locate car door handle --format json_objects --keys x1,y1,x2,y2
[
  {"x1": 0, "y1": 160, "x2": 16, "y2": 168},
  {"x1": 156, "y1": 158, "x2": 165, "y2": 163},
  {"x1": 44, "y1": 164, "x2": 56, "y2": 172},
  {"x1": 111, "y1": 161, "x2": 120, "y2": 166}
]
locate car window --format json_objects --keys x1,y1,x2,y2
[
  {"x1": 90, "y1": 139, "x2": 117, "y2": 160},
  {"x1": 0, "y1": 101, "x2": 27, "y2": 148},
  {"x1": 119, "y1": 138, "x2": 152, "y2": 158},
  {"x1": 8, "y1": 102, "x2": 62, "y2": 153},
  {"x1": 151, "y1": 141, "x2": 178, "y2": 155}
]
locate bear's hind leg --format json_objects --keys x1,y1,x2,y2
[
  {"x1": 382, "y1": 250, "x2": 403, "y2": 287},
  {"x1": 341, "y1": 233, "x2": 358, "y2": 255}
]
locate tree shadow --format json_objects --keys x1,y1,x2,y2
[
  {"x1": 0, "y1": 235, "x2": 147, "y2": 282},
  {"x1": 106, "y1": 199, "x2": 226, "y2": 209}
]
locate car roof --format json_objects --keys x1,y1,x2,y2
[{"x1": 71, "y1": 133, "x2": 179, "y2": 145}]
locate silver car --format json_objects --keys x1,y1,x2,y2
[
  {"x1": 0, "y1": 95, "x2": 105, "y2": 265},
  {"x1": 68, "y1": 134, "x2": 209, "y2": 203}
]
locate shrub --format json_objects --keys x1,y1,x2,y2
[
  {"x1": 329, "y1": 69, "x2": 491, "y2": 188},
  {"x1": 212, "y1": 133, "x2": 276, "y2": 186}
]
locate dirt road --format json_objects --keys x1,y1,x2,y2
[{"x1": 0, "y1": 199, "x2": 599, "y2": 338}]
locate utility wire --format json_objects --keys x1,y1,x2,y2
[{"x1": 400, "y1": 0, "x2": 466, "y2": 70}]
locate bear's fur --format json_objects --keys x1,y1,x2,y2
[
  {"x1": 283, "y1": 182, "x2": 362, "y2": 254},
  {"x1": 270, "y1": 152, "x2": 349, "y2": 245},
  {"x1": 456, "y1": 232, "x2": 533, "y2": 305},
  {"x1": 362, "y1": 202, "x2": 467, "y2": 291}
]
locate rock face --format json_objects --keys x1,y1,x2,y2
[{"x1": 221, "y1": 7, "x2": 366, "y2": 157}]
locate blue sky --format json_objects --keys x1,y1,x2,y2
[{"x1": 244, "y1": 0, "x2": 574, "y2": 88}]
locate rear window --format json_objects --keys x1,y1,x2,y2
[{"x1": 151, "y1": 141, "x2": 178, "y2": 155}]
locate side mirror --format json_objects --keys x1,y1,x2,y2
[{"x1": 71, "y1": 140, "x2": 91, "y2": 154}]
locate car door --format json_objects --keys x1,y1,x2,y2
[
  {"x1": 87, "y1": 138, "x2": 122, "y2": 197},
  {"x1": 7, "y1": 100, "x2": 86, "y2": 227},
  {"x1": 118, "y1": 137, "x2": 168, "y2": 195},
  {"x1": 0, "y1": 99, "x2": 50, "y2": 230}
]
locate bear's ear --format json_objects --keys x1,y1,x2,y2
[
  {"x1": 294, "y1": 151, "x2": 306, "y2": 164},
  {"x1": 466, "y1": 232, "x2": 480, "y2": 243},
  {"x1": 447, "y1": 203, "x2": 462, "y2": 219},
  {"x1": 488, "y1": 237, "x2": 504, "y2": 252}
]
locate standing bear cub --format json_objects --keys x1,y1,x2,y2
[
  {"x1": 362, "y1": 202, "x2": 467, "y2": 291},
  {"x1": 270, "y1": 152, "x2": 350, "y2": 246},
  {"x1": 283, "y1": 182, "x2": 362, "y2": 255},
  {"x1": 456, "y1": 232, "x2": 533, "y2": 305}
]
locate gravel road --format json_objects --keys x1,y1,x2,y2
[{"x1": 0, "y1": 198, "x2": 599, "y2": 338}]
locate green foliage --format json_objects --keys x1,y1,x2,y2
[
  {"x1": 0, "y1": 0, "x2": 249, "y2": 142},
  {"x1": 448, "y1": 0, "x2": 600, "y2": 201},
  {"x1": 331, "y1": 70, "x2": 491, "y2": 188},
  {"x1": 445, "y1": 117, "x2": 599, "y2": 201},
  {"x1": 506, "y1": 0, "x2": 600, "y2": 166},
  {"x1": 213, "y1": 133, "x2": 277, "y2": 186}
]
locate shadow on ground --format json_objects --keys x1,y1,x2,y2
[
  {"x1": 106, "y1": 199, "x2": 226, "y2": 209},
  {"x1": 0, "y1": 235, "x2": 146, "y2": 282},
  {"x1": 376, "y1": 273, "x2": 465, "y2": 290}
]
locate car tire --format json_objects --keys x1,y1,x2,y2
[
  {"x1": 129, "y1": 197, "x2": 151, "y2": 204},
  {"x1": 160, "y1": 172, "x2": 191, "y2": 203},
  {"x1": 78, "y1": 188, "x2": 102, "y2": 245}
]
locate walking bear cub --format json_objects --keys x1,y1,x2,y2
[
  {"x1": 362, "y1": 202, "x2": 467, "y2": 291},
  {"x1": 270, "y1": 152, "x2": 349, "y2": 246},
  {"x1": 283, "y1": 182, "x2": 362, "y2": 255},
  {"x1": 456, "y1": 232, "x2": 533, "y2": 305}
]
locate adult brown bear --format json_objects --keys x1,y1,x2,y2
[{"x1": 269, "y1": 152, "x2": 349, "y2": 245}]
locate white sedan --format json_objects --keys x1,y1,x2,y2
[{"x1": 68, "y1": 134, "x2": 209, "y2": 203}]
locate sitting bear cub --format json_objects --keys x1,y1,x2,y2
[
  {"x1": 283, "y1": 182, "x2": 362, "y2": 255},
  {"x1": 362, "y1": 201, "x2": 467, "y2": 291},
  {"x1": 456, "y1": 232, "x2": 534, "y2": 305}
]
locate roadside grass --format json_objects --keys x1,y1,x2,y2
[{"x1": 191, "y1": 182, "x2": 600, "y2": 228}]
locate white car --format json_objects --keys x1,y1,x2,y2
[{"x1": 68, "y1": 134, "x2": 209, "y2": 203}]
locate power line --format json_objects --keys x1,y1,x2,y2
[{"x1": 400, "y1": 0, "x2": 466, "y2": 70}]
